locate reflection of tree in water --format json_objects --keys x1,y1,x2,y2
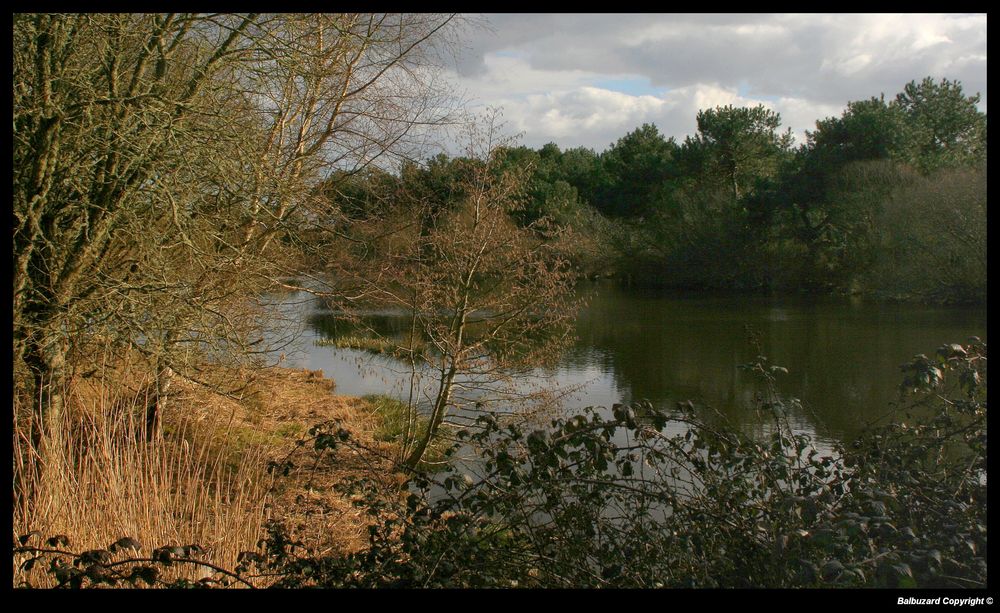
[
  {"x1": 305, "y1": 283, "x2": 985, "y2": 447},
  {"x1": 573, "y1": 288, "x2": 764, "y2": 415},
  {"x1": 310, "y1": 308, "x2": 571, "y2": 367},
  {"x1": 309, "y1": 312, "x2": 413, "y2": 343},
  {"x1": 572, "y1": 284, "x2": 987, "y2": 442}
]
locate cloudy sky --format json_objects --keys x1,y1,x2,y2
[{"x1": 442, "y1": 13, "x2": 987, "y2": 152}]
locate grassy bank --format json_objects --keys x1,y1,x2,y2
[
  {"x1": 13, "y1": 365, "x2": 403, "y2": 588},
  {"x1": 364, "y1": 394, "x2": 456, "y2": 472}
]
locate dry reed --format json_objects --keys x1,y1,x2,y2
[{"x1": 12, "y1": 374, "x2": 273, "y2": 588}]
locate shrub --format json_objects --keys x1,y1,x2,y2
[
  {"x1": 865, "y1": 165, "x2": 986, "y2": 303},
  {"x1": 16, "y1": 340, "x2": 986, "y2": 589}
]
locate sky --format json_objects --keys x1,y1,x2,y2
[{"x1": 441, "y1": 13, "x2": 987, "y2": 152}]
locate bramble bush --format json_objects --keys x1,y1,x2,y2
[{"x1": 14, "y1": 340, "x2": 985, "y2": 588}]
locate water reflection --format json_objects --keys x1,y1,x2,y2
[
  {"x1": 571, "y1": 285, "x2": 986, "y2": 443},
  {"x1": 276, "y1": 282, "x2": 987, "y2": 447}
]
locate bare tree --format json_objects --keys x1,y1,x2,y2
[
  {"x1": 323, "y1": 112, "x2": 579, "y2": 470},
  {"x1": 13, "y1": 13, "x2": 463, "y2": 452}
]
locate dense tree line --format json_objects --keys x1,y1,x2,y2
[
  {"x1": 321, "y1": 77, "x2": 986, "y2": 302},
  {"x1": 12, "y1": 13, "x2": 987, "y2": 590}
]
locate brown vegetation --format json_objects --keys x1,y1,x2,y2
[
  {"x1": 13, "y1": 12, "x2": 462, "y2": 480},
  {"x1": 13, "y1": 363, "x2": 400, "y2": 588}
]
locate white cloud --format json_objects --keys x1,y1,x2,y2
[
  {"x1": 822, "y1": 53, "x2": 874, "y2": 77},
  {"x1": 774, "y1": 97, "x2": 847, "y2": 143},
  {"x1": 442, "y1": 13, "x2": 986, "y2": 152},
  {"x1": 509, "y1": 88, "x2": 669, "y2": 146},
  {"x1": 464, "y1": 81, "x2": 808, "y2": 151},
  {"x1": 465, "y1": 53, "x2": 596, "y2": 100}
]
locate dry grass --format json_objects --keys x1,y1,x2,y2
[
  {"x1": 314, "y1": 335, "x2": 428, "y2": 361},
  {"x1": 12, "y1": 364, "x2": 399, "y2": 588},
  {"x1": 12, "y1": 374, "x2": 271, "y2": 588},
  {"x1": 232, "y1": 368, "x2": 400, "y2": 558}
]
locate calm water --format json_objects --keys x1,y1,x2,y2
[{"x1": 271, "y1": 283, "x2": 987, "y2": 447}]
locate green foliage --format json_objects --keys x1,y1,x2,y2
[
  {"x1": 750, "y1": 77, "x2": 986, "y2": 295},
  {"x1": 604, "y1": 106, "x2": 794, "y2": 289},
  {"x1": 242, "y1": 341, "x2": 986, "y2": 588},
  {"x1": 317, "y1": 168, "x2": 402, "y2": 221},
  {"x1": 557, "y1": 146, "x2": 609, "y2": 210},
  {"x1": 311, "y1": 77, "x2": 985, "y2": 302},
  {"x1": 689, "y1": 104, "x2": 794, "y2": 201},
  {"x1": 495, "y1": 144, "x2": 590, "y2": 229},
  {"x1": 596, "y1": 123, "x2": 679, "y2": 219},
  {"x1": 863, "y1": 165, "x2": 987, "y2": 303},
  {"x1": 808, "y1": 96, "x2": 909, "y2": 166},
  {"x1": 794, "y1": 159, "x2": 915, "y2": 289},
  {"x1": 844, "y1": 338, "x2": 988, "y2": 587},
  {"x1": 16, "y1": 340, "x2": 986, "y2": 588},
  {"x1": 894, "y1": 77, "x2": 987, "y2": 172},
  {"x1": 615, "y1": 190, "x2": 772, "y2": 290},
  {"x1": 807, "y1": 77, "x2": 985, "y2": 174}
]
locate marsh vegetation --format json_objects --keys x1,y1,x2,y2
[{"x1": 12, "y1": 13, "x2": 986, "y2": 589}]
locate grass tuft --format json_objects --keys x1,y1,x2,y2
[
  {"x1": 12, "y1": 375, "x2": 272, "y2": 588},
  {"x1": 315, "y1": 335, "x2": 427, "y2": 360},
  {"x1": 363, "y1": 394, "x2": 455, "y2": 472}
]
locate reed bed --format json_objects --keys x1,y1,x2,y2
[{"x1": 12, "y1": 375, "x2": 273, "y2": 588}]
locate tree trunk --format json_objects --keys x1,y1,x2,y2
[
  {"x1": 403, "y1": 362, "x2": 458, "y2": 471},
  {"x1": 22, "y1": 323, "x2": 70, "y2": 480},
  {"x1": 144, "y1": 361, "x2": 174, "y2": 442}
]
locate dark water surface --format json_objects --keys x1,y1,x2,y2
[{"x1": 274, "y1": 283, "x2": 986, "y2": 447}]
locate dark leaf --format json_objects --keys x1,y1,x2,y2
[
  {"x1": 47, "y1": 534, "x2": 70, "y2": 548},
  {"x1": 892, "y1": 563, "x2": 917, "y2": 588},
  {"x1": 109, "y1": 536, "x2": 142, "y2": 553},
  {"x1": 821, "y1": 560, "x2": 844, "y2": 581},
  {"x1": 18, "y1": 531, "x2": 41, "y2": 545},
  {"x1": 76, "y1": 549, "x2": 112, "y2": 567},
  {"x1": 132, "y1": 565, "x2": 159, "y2": 586}
]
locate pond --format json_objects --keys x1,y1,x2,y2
[{"x1": 268, "y1": 282, "x2": 987, "y2": 448}]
